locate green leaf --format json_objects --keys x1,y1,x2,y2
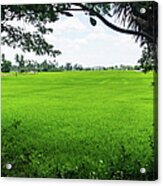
[{"x1": 90, "y1": 17, "x2": 97, "y2": 26}]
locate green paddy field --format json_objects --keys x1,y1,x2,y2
[{"x1": 1, "y1": 70, "x2": 156, "y2": 180}]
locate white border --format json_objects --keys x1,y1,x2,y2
[{"x1": 0, "y1": 0, "x2": 162, "y2": 186}]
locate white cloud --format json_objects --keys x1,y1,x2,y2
[
  {"x1": 53, "y1": 17, "x2": 86, "y2": 33},
  {"x1": 87, "y1": 25, "x2": 108, "y2": 40},
  {"x1": 1, "y1": 12, "x2": 142, "y2": 67}
]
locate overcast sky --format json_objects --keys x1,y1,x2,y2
[{"x1": 1, "y1": 11, "x2": 142, "y2": 67}]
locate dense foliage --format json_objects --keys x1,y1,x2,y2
[{"x1": 1, "y1": 4, "x2": 61, "y2": 57}]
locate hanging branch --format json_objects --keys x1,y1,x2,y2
[{"x1": 71, "y1": 3, "x2": 153, "y2": 42}]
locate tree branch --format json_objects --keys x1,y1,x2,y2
[
  {"x1": 64, "y1": 8, "x2": 83, "y2": 11},
  {"x1": 72, "y1": 3, "x2": 153, "y2": 41}
]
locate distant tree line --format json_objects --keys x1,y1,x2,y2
[
  {"x1": 1, "y1": 54, "x2": 62, "y2": 73},
  {"x1": 1, "y1": 53, "x2": 150, "y2": 73}
]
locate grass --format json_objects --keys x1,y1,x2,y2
[{"x1": 1, "y1": 70, "x2": 155, "y2": 180}]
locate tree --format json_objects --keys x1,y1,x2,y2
[
  {"x1": 48, "y1": 60, "x2": 58, "y2": 72},
  {"x1": 1, "y1": 2, "x2": 158, "y2": 71},
  {"x1": 64, "y1": 63, "x2": 72, "y2": 71},
  {"x1": 2, "y1": 53, "x2": 5, "y2": 61},
  {"x1": 58, "y1": 65, "x2": 64, "y2": 72},
  {"x1": 73, "y1": 64, "x2": 83, "y2": 71},
  {"x1": 1, "y1": 55, "x2": 12, "y2": 72},
  {"x1": 134, "y1": 65, "x2": 141, "y2": 71},
  {"x1": 41, "y1": 60, "x2": 49, "y2": 72},
  {"x1": 26, "y1": 60, "x2": 34, "y2": 72},
  {"x1": 112, "y1": 2, "x2": 158, "y2": 72},
  {"x1": 137, "y1": 47, "x2": 154, "y2": 73},
  {"x1": 15, "y1": 54, "x2": 26, "y2": 72},
  {"x1": 1, "y1": 5, "x2": 61, "y2": 58}
]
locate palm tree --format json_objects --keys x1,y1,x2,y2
[{"x1": 112, "y1": 2, "x2": 158, "y2": 71}]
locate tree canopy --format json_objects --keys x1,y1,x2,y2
[{"x1": 1, "y1": 2, "x2": 158, "y2": 71}]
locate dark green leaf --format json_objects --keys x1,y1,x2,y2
[{"x1": 90, "y1": 17, "x2": 97, "y2": 26}]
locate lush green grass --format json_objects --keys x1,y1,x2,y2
[{"x1": 1, "y1": 70, "x2": 155, "y2": 180}]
